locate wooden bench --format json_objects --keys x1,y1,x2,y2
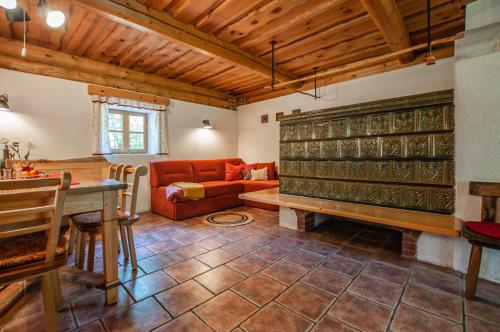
[{"x1": 240, "y1": 188, "x2": 462, "y2": 257}]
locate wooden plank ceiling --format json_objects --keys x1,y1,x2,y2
[{"x1": 0, "y1": 0, "x2": 465, "y2": 109}]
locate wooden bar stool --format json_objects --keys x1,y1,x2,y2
[
  {"x1": 463, "y1": 182, "x2": 500, "y2": 299},
  {"x1": 70, "y1": 164, "x2": 127, "y2": 271},
  {"x1": 71, "y1": 165, "x2": 147, "y2": 271},
  {"x1": 0, "y1": 173, "x2": 72, "y2": 331}
]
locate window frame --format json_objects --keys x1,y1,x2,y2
[{"x1": 108, "y1": 109, "x2": 148, "y2": 154}]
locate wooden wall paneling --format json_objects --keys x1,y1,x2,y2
[
  {"x1": 59, "y1": 3, "x2": 89, "y2": 51},
  {"x1": 235, "y1": 0, "x2": 350, "y2": 49},
  {"x1": 147, "y1": 0, "x2": 174, "y2": 11},
  {"x1": 359, "y1": 0, "x2": 415, "y2": 63},
  {"x1": 114, "y1": 34, "x2": 154, "y2": 67},
  {"x1": 410, "y1": 18, "x2": 465, "y2": 44},
  {"x1": 63, "y1": 12, "x2": 101, "y2": 54},
  {"x1": 135, "y1": 42, "x2": 187, "y2": 73},
  {"x1": 167, "y1": 0, "x2": 218, "y2": 23},
  {"x1": 397, "y1": 0, "x2": 458, "y2": 18},
  {"x1": 193, "y1": 66, "x2": 240, "y2": 86},
  {"x1": 74, "y1": 0, "x2": 298, "y2": 82}
]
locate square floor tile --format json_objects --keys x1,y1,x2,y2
[
  {"x1": 301, "y1": 267, "x2": 352, "y2": 296},
  {"x1": 165, "y1": 258, "x2": 211, "y2": 283},
  {"x1": 321, "y1": 255, "x2": 364, "y2": 277},
  {"x1": 271, "y1": 236, "x2": 306, "y2": 250},
  {"x1": 465, "y1": 298, "x2": 500, "y2": 326},
  {"x1": 168, "y1": 244, "x2": 208, "y2": 261},
  {"x1": 220, "y1": 230, "x2": 251, "y2": 242},
  {"x1": 347, "y1": 275, "x2": 402, "y2": 308},
  {"x1": 336, "y1": 247, "x2": 373, "y2": 263},
  {"x1": 102, "y1": 297, "x2": 171, "y2": 331},
  {"x1": 194, "y1": 291, "x2": 257, "y2": 332},
  {"x1": 241, "y1": 302, "x2": 313, "y2": 332},
  {"x1": 155, "y1": 280, "x2": 213, "y2": 317},
  {"x1": 261, "y1": 260, "x2": 308, "y2": 286},
  {"x1": 284, "y1": 249, "x2": 325, "y2": 269},
  {"x1": 302, "y1": 241, "x2": 340, "y2": 256},
  {"x1": 363, "y1": 260, "x2": 409, "y2": 286},
  {"x1": 73, "y1": 321, "x2": 105, "y2": 332},
  {"x1": 312, "y1": 316, "x2": 357, "y2": 332},
  {"x1": 232, "y1": 274, "x2": 286, "y2": 306},
  {"x1": 276, "y1": 282, "x2": 335, "y2": 321},
  {"x1": 195, "y1": 266, "x2": 245, "y2": 294},
  {"x1": 252, "y1": 245, "x2": 291, "y2": 261},
  {"x1": 390, "y1": 304, "x2": 462, "y2": 332},
  {"x1": 118, "y1": 264, "x2": 146, "y2": 283},
  {"x1": 1, "y1": 305, "x2": 76, "y2": 332},
  {"x1": 123, "y1": 270, "x2": 177, "y2": 301},
  {"x1": 146, "y1": 239, "x2": 183, "y2": 254},
  {"x1": 196, "y1": 248, "x2": 238, "y2": 267},
  {"x1": 328, "y1": 293, "x2": 392, "y2": 332},
  {"x1": 197, "y1": 236, "x2": 230, "y2": 250},
  {"x1": 137, "y1": 253, "x2": 179, "y2": 273},
  {"x1": 71, "y1": 286, "x2": 133, "y2": 326},
  {"x1": 154, "y1": 312, "x2": 213, "y2": 332},
  {"x1": 465, "y1": 316, "x2": 500, "y2": 332},
  {"x1": 221, "y1": 238, "x2": 262, "y2": 256},
  {"x1": 402, "y1": 283, "x2": 462, "y2": 322},
  {"x1": 410, "y1": 267, "x2": 462, "y2": 295},
  {"x1": 226, "y1": 254, "x2": 270, "y2": 276}
]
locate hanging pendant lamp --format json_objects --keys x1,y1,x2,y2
[{"x1": 425, "y1": 0, "x2": 436, "y2": 65}]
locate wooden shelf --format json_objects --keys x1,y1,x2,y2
[{"x1": 240, "y1": 188, "x2": 461, "y2": 237}]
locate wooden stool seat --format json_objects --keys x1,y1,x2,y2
[
  {"x1": 72, "y1": 210, "x2": 137, "y2": 229},
  {"x1": 0, "y1": 232, "x2": 68, "y2": 270}
]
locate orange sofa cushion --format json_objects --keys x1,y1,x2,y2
[
  {"x1": 150, "y1": 160, "x2": 193, "y2": 187},
  {"x1": 200, "y1": 181, "x2": 244, "y2": 198},
  {"x1": 225, "y1": 162, "x2": 244, "y2": 181}
]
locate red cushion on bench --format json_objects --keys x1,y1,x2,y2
[{"x1": 465, "y1": 221, "x2": 500, "y2": 239}]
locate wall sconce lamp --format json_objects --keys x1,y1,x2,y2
[
  {"x1": 0, "y1": 94, "x2": 10, "y2": 112},
  {"x1": 202, "y1": 119, "x2": 212, "y2": 129}
]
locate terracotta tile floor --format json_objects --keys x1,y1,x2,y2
[{"x1": 1, "y1": 206, "x2": 500, "y2": 331}]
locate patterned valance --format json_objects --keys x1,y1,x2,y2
[{"x1": 91, "y1": 95, "x2": 167, "y2": 111}]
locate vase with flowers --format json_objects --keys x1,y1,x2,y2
[{"x1": 0, "y1": 137, "x2": 36, "y2": 179}]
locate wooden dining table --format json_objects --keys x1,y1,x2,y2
[
  {"x1": 0, "y1": 176, "x2": 127, "y2": 305},
  {"x1": 63, "y1": 178, "x2": 127, "y2": 305}
]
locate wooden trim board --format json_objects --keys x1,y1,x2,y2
[
  {"x1": 88, "y1": 85, "x2": 170, "y2": 106},
  {"x1": 240, "y1": 188, "x2": 461, "y2": 237}
]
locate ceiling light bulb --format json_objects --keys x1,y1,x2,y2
[
  {"x1": 0, "y1": 0, "x2": 17, "y2": 10},
  {"x1": 46, "y1": 10, "x2": 65, "y2": 28}
]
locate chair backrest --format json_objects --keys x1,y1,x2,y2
[
  {"x1": 119, "y1": 166, "x2": 148, "y2": 218},
  {"x1": 108, "y1": 164, "x2": 127, "y2": 180},
  {"x1": 0, "y1": 172, "x2": 72, "y2": 262}
]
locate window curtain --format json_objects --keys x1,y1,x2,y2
[
  {"x1": 91, "y1": 95, "x2": 169, "y2": 155},
  {"x1": 91, "y1": 97, "x2": 111, "y2": 155}
]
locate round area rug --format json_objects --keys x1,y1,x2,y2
[{"x1": 203, "y1": 212, "x2": 254, "y2": 227}]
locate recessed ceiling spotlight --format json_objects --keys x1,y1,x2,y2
[{"x1": 0, "y1": 0, "x2": 17, "y2": 10}]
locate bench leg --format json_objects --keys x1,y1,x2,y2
[
  {"x1": 294, "y1": 209, "x2": 316, "y2": 232},
  {"x1": 465, "y1": 244, "x2": 482, "y2": 300}
]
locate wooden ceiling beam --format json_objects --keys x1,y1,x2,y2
[
  {"x1": 73, "y1": 0, "x2": 299, "y2": 83},
  {"x1": 359, "y1": 0, "x2": 415, "y2": 63},
  {"x1": 0, "y1": 37, "x2": 233, "y2": 109}
]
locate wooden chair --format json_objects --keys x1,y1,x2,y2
[
  {"x1": 117, "y1": 165, "x2": 148, "y2": 270},
  {"x1": 463, "y1": 182, "x2": 500, "y2": 299},
  {"x1": 71, "y1": 165, "x2": 147, "y2": 271},
  {"x1": 0, "y1": 173, "x2": 72, "y2": 331},
  {"x1": 70, "y1": 164, "x2": 127, "y2": 271}
]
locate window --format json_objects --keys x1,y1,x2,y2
[{"x1": 108, "y1": 109, "x2": 148, "y2": 153}]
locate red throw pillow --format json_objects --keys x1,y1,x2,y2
[
  {"x1": 256, "y1": 162, "x2": 276, "y2": 180},
  {"x1": 225, "y1": 162, "x2": 243, "y2": 181},
  {"x1": 242, "y1": 163, "x2": 256, "y2": 180}
]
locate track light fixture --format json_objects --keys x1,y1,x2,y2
[
  {"x1": 39, "y1": 0, "x2": 65, "y2": 28},
  {"x1": 0, "y1": 94, "x2": 11, "y2": 112}
]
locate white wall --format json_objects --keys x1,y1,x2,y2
[
  {"x1": 0, "y1": 69, "x2": 238, "y2": 212},
  {"x1": 238, "y1": 58, "x2": 455, "y2": 163}
]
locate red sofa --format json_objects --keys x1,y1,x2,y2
[{"x1": 150, "y1": 158, "x2": 279, "y2": 220}]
